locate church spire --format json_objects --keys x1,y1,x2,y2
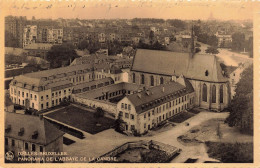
[{"x1": 190, "y1": 23, "x2": 195, "y2": 58}]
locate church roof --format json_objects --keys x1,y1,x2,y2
[
  {"x1": 5, "y1": 112, "x2": 64, "y2": 145},
  {"x1": 131, "y1": 49, "x2": 228, "y2": 83}
]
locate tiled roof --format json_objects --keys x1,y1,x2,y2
[
  {"x1": 23, "y1": 64, "x2": 93, "y2": 79},
  {"x1": 126, "y1": 79, "x2": 194, "y2": 114},
  {"x1": 75, "y1": 82, "x2": 141, "y2": 99},
  {"x1": 5, "y1": 112, "x2": 64, "y2": 145},
  {"x1": 131, "y1": 49, "x2": 228, "y2": 83},
  {"x1": 73, "y1": 77, "x2": 114, "y2": 90}
]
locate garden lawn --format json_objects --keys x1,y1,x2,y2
[{"x1": 46, "y1": 105, "x2": 115, "y2": 134}]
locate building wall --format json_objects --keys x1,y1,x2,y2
[
  {"x1": 116, "y1": 93, "x2": 194, "y2": 134},
  {"x1": 5, "y1": 136, "x2": 62, "y2": 163},
  {"x1": 72, "y1": 96, "x2": 117, "y2": 115},
  {"x1": 130, "y1": 71, "x2": 229, "y2": 111}
]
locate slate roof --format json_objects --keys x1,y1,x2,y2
[
  {"x1": 126, "y1": 78, "x2": 194, "y2": 114},
  {"x1": 131, "y1": 49, "x2": 228, "y2": 83},
  {"x1": 5, "y1": 112, "x2": 64, "y2": 145}
]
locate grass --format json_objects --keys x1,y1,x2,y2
[
  {"x1": 205, "y1": 141, "x2": 253, "y2": 163},
  {"x1": 46, "y1": 105, "x2": 115, "y2": 134},
  {"x1": 169, "y1": 112, "x2": 194, "y2": 123}
]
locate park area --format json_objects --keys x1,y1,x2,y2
[
  {"x1": 46, "y1": 105, "x2": 115, "y2": 134},
  {"x1": 177, "y1": 118, "x2": 253, "y2": 162}
]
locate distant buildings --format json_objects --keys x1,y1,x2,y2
[
  {"x1": 23, "y1": 25, "x2": 37, "y2": 48},
  {"x1": 5, "y1": 112, "x2": 64, "y2": 163},
  {"x1": 24, "y1": 43, "x2": 53, "y2": 60},
  {"x1": 215, "y1": 31, "x2": 232, "y2": 48},
  {"x1": 5, "y1": 15, "x2": 26, "y2": 48}
]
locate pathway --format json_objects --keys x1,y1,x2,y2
[{"x1": 63, "y1": 111, "x2": 229, "y2": 163}]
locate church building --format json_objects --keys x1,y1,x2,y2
[{"x1": 129, "y1": 49, "x2": 230, "y2": 111}]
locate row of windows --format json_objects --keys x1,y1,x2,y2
[
  {"x1": 144, "y1": 103, "x2": 189, "y2": 129},
  {"x1": 71, "y1": 74, "x2": 93, "y2": 83},
  {"x1": 5, "y1": 138, "x2": 43, "y2": 152},
  {"x1": 119, "y1": 111, "x2": 134, "y2": 120},
  {"x1": 202, "y1": 84, "x2": 224, "y2": 103},
  {"x1": 121, "y1": 103, "x2": 131, "y2": 111},
  {"x1": 132, "y1": 73, "x2": 164, "y2": 85},
  {"x1": 11, "y1": 89, "x2": 38, "y2": 100}
]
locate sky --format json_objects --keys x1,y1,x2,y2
[{"x1": 3, "y1": 1, "x2": 255, "y2": 21}]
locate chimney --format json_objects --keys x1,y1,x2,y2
[{"x1": 137, "y1": 93, "x2": 142, "y2": 99}]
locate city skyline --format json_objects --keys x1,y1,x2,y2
[{"x1": 3, "y1": 1, "x2": 254, "y2": 21}]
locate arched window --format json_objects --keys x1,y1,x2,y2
[
  {"x1": 212, "y1": 85, "x2": 216, "y2": 103},
  {"x1": 150, "y1": 76, "x2": 154, "y2": 86},
  {"x1": 220, "y1": 85, "x2": 224, "y2": 103},
  {"x1": 132, "y1": 73, "x2": 136, "y2": 83},
  {"x1": 202, "y1": 83, "x2": 207, "y2": 102},
  {"x1": 160, "y1": 77, "x2": 164, "y2": 85},
  {"x1": 141, "y1": 74, "x2": 145, "y2": 84}
]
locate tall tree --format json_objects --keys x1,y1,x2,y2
[
  {"x1": 231, "y1": 32, "x2": 245, "y2": 51},
  {"x1": 225, "y1": 64, "x2": 253, "y2": 134},
  {"x1": 46, "y1": 43, "x2": 79, "y2": 68}
]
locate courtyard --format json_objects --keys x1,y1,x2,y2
[{"x1": 45, "y1": 105, "x2": 115, "y2": 134}]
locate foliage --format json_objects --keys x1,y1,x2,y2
[
  {"x1": 205, "y1": 46, "x2": 219, "y2": 54},
  {"x1": 220, "y1": 63, "x2": 229, "y2": 78},
  {"x1": 93, "y1": 107, "x2": 105, "y2": 120},
  {"x1": 166, "y1": 19, "x2": 187, "y2": 30},
  {"x1": 231, "y1": 32, "x2": 245, "y2": 51},
  {"x1": 205, "y1": 141, "x2": 253, "y2": 163},
  {"x1": 197, "y1": 33, "x2": 218, "y2": 47},
  {"x1": 195, "y1": 47, "x2": 201, "y2": 53},
  {"x1": 149, "y1": 31, "x2": 155, "y2": 44},
  {"x1": 114, "y1": 118, "x2": 125, "y2": 133},
  {"x1": 225, "y1": 65, "x2": 253, "y2": 134},
  {"x1": 195, "y1": 43, "x2": 201, "y2": 47},
  {"x1": 141, "y1": 149, "x2": 170, "y2": 163},
  {"x1": 46, "y1": 43, "x2": 79, "y2": 68},
  {"x1": 137, "y1": 40, "x2": 167, "y2": 51},
  {"x1": 60, "y1": 97, "x2": 70, "y2": 106}
]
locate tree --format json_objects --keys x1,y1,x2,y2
[
  {"x1": 114, "y1": 118, "x2": 125, "y2": 133},
  {"x1": 93, "y1": 107, "x2": 104, "y2": 125},
  {"x1": 231, "y1": 32, "x2": 245, "y2": 51},
  {"x1": 195, "y1": 47, "x2": 201, "y2": 53},
  {"x1": 225, "y1": 64, "x2": 253, "y2": 134},
  {"x1": 205, "y1": 46, "x2": 219, "y2": 54},
  {"x1": 149, "y1": 31, "x2": 154, "y2": 44},
  {"x1": 46, "y1": 43, "x2": 79, "y2": 68}
]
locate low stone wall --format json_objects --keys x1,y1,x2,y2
[
  {"x1": 72, "y1": 95, "x2": 117, "y2": 115},
  {"x1": 91, "y1": 140, "x2": 180, "y2": 163}
]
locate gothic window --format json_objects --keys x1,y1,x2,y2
[
  {"x1": 220, "y1": 85, "x2": 224, "y2": 103},
  {"x1": 141, "y1": 74, "x2": 145, "y2": 84},
  {"x1": 133, "y1": 73, "x2": 136, "y2": 83},
  {"x1": 203, "y1": 83, "x2": 207, "y2": 102},
  {"x1": 212, "y1": 85, "x2": 216, "y2": 103},
  {"x1": 150, "y1": 76, "x2": 154, "y2": 86},
  {"x1": 160, "y1": 77, "x2": 164, "y2": 85}
]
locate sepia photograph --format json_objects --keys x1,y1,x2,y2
[{"x1": 1, "y1": 0, "x2": 257, "y2": 166}]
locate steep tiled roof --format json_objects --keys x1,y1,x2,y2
[
  {"x1": 5, "y1": 112, "x2": 64, "y2": 145},
  {"x1": 126, "y1": 79, "x2": 194, "y2": 114},
  {"x1": 131, "y1": 49, "x2": 228, "y2": 83}
]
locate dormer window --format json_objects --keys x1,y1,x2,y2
[
  {"x1": 32, "y1": 131, "x2": 38, "y2": 139},
  {"x1": 18, "y1": 127, "x2": 24, "y2": 136},
  {"x1": 205, "y1": 70, "x2": 209, "y2": 76},
  {"x1": 5, "y1": 125, "x2": 11, "y2": 133}
]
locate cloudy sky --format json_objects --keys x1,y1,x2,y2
[{"x1": 3, "y1": 0, "x2": 255, "y2": 20}]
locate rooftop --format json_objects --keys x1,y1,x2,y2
[
  {"x1": 5, "y1": 112, "x2": 64, "y2": 145},
  {"x1": 132, "y1": 49, "x2": 228, "y2": 83}
]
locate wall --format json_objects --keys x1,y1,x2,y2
[{"x1": 72, "y1": 95, "x2": 117, "y2": 115}]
